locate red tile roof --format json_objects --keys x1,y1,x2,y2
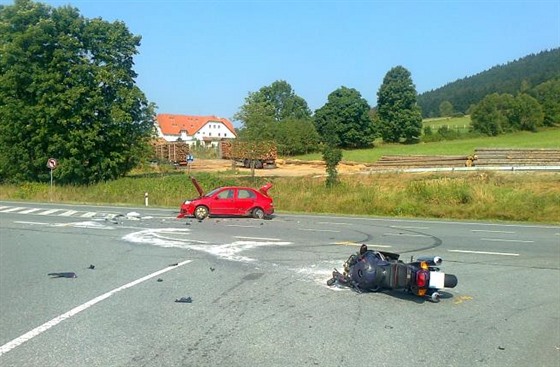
[{"x1": 156, "y1": 114, "x2": 236, "y2": 137}]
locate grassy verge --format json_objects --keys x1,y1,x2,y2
[{"x1": 1, "y1": 171, "x2": 559, "y2": 224}]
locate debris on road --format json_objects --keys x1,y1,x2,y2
[
  {"x1": 48, "y1": 272, "x2": 77, "y2": 278},
  {"x1": 88, "y1": 264, "x2": 95, "y2": 270},
  {"x1": 175, "y1": 296, "x2": 193, "y2": 303}
]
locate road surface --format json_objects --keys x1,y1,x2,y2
[{"x1": 0, "y1": 201, "x2": 558, "y2": 366}]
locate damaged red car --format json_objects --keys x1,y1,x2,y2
[{"x1": 177, "y1": 176, "x2": 274, "y2": 220}]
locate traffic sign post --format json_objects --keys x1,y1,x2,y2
[
  {"x1": 186, "y1": 154, "x2": 194, "y2": 174},
  {"x1": 46, "y1": 158, "x2": 58, "y2": 201}
]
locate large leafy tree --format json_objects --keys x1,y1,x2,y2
[
  {"x1": 0, "y1": 0, "x2": 155, "y2": 184},
  {"x1": 376, "y1": 66, "x2": 423, "y2": 143},
  {"x1": 314, "y1": 86, "x2": 374, "y2": 148},
  {"x1": 531, "y1": 79, "x2": 560, "y2": 127},
  {"x1": 234, "y1": 80, "x2": 319, "y2": 155},
  {"x1": 471, "y1": 92, "x2": 544, "y2": 135}
]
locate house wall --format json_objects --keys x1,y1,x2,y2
[{"x1": 157, "y1": 121, "x2": 236, "y2": 147}]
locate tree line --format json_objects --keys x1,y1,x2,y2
[
  {"x1": 1, "y1": 0, "x2": 558, "y2": 185},
  {"x1": 417, "y1": 48, "x2": 560, "y2": 118}
]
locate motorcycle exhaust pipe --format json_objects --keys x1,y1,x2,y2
[{"x1": 416, "y1": 256, "x2": 443, "y2": 266}]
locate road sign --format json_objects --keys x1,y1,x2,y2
[{"x1": 47, "y1": 158, "x2": 58, "y2": 169}]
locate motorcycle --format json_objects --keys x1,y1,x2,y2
[{"x1": 327, "y1": 244, "x2": 458, "y2": 302}]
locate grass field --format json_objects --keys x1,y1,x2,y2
[{"x1": 294, "y1": 127, "x2": 560, "y2": 163}]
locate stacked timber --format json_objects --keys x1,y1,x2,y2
[
  {"x1": 153, "y1": 141, "x2": 190, "y2": 164},
  {"x1": 474, "y1": 148, "x2": 560, "y2": 166},
  {"x1": 220, "y1": 140, "x2": 277, "y2": 161},
  {"x1": 368, "y1": 155, "x2": 473, "y2": 170}
]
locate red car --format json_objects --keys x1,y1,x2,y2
[{"x1": 177, "y1": 177, "x2": 274, "y2": 220}]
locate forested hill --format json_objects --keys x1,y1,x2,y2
[{"x1": 417, "y1": 48, "x2": 560, "y2": 118}]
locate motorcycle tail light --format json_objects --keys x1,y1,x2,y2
[{"x1": 416, "y1": 270, "x2": 428, "y2": 288}]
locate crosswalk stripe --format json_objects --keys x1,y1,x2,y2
[
  {"x1": 18, "y1": 208, "x2": 42, "y2": 214},
  {"x1": 59, "y1": 210, "x2": 78, "y2": 217},
  {"x1": 81, "y1": 212, "x2": 97, "y2": 218},
  {"x1": 37, "y1": 209, "x2": 61, "y2": 215},
  {"x1": 0, "y1": 207, "x2": 26, "y2": 213}
]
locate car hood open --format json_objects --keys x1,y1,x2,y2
[{"x1": 190, "y1": 176, "x2": 204, "y2": 196}]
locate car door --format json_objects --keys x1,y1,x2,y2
[
  {"x1": 211, "y1": 188, "x2": 236, "y2": 215},
  {"x1": 236, "y1": 188, "x2": 257, "y2": 215}
]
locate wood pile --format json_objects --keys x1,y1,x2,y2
[
  {"x1": 220, "y1": 140, "x2": 277, "y2": 161},
  {"x1": 153, "y1": 141, "x2": 190, "y2": 164},
  {"x1": 368, "y1": 155, "x2": 473, "y2": 169},
  {"x1": 474, "y1": 148, "x2": 560, "y2": 166}
]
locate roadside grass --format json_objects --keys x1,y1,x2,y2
[{"x1": 1, "y1": 170, "x2": 558, "y2": 224}]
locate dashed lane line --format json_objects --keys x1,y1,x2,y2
[{"x1": 448, "y1": 249, "x2": 520, "y2": 256}]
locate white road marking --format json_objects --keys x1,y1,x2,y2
[
  {"x1": 390, "y1": 225, "x2": 429, "y2": 230},
  {"x1": 317, "y1": 221, "x2": 353, "y2": 226},
  {"x1": 234, "y1": 235, "x2": 282, "y2": 241},
  {"x1": 481, "y1": 238, "x2": 534, "y2": 243},
  {"x1": 37, "y1": 209, "x2": 61, "y2": 215},
  {"x1": 0, "y1": 207, "x2": 25, "y2": 213},
  {"x1": 227, "y1": 224, "x2": 262, "y2": 228},
  {"x1": 333, "y1": 241, "x2": 392, "y2": 248},
  {"x1": 14, "y1": 221, "x2": 49, "y2": 226},
  {"x1": 298, "y1": 228, "x2": 340, "y2": 233},
  {"x1": 59, "y1": 210, "x2": 78, "y2": 217},
  {"x1": 17, "y1": 208, "x2": 41, "y2": 214},
  {"x1": 124, "y1": 228, "x2": 291, "y2": 262},
  {"x1": 81, "y1": 212, "x2": 97, "y2": 218},
  {"x1": 472, "y1": 229, "x2": 516, "y2": 234},
  {"x1": 0, "y1": 206, "x2": 10, "y2": 210},
  {"x1": 448, "y1": 249, "x2": 520, "y2": 256},
  {"x1": 0, "y1": 260, "x2": 193, "y2": 357},
  {"x1": 383, "y1": 232, "x2": 427, "y2": 237}
]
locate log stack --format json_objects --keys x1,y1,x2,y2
[
  {"x1": 220, "y1": 140, "x2": 277, "y2": 161},
  {"x1": 473, "y1": 148, "x2": 560, "y2": 167},
  {"x1": 368, "y1": 155, "x2": 473, "y2": 169},
  {"x1": 153, "y1": 141, "x2": 190, "y2": 164}
]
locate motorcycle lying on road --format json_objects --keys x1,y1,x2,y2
[{"x1": 327, "y1": 245, "x2": 458, "y2": 302}]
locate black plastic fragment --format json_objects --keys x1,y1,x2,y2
[
  {"x1": 48, "y1": 272, "x2": 77, "y2": 278},
  {"x1": 175, "y1": 296, "x2": 193, "y2": 303}
]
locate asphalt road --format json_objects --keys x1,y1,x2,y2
[{"x1": 0, "y1": 201, "x2": 559, "y2": 367}]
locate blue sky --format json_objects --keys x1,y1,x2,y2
[{"x1": 2, "y1": 0, "x2": 559, "y2": 126}]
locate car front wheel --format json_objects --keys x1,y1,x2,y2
[
  {"x1": 194, "y1": 206, "x2": 209, "y2": 220},
  {"x1": 252, "y1": 207, "x2": 265, "y2": 219}
]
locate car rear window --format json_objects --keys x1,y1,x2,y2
[{"x1": 238, "y1": 189, "x2": 255, "y2": 199}]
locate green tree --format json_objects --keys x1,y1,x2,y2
[
  {"x1": 377, "y1": 66, "x2": 423, "y2": 143},
  {"x1": 322, "y1": 145, "x2": 342, "y2": 188},
  {"x1": 314, "y1": 86, "x2": 374, "y2": 148},
  {"x1": 234, "y1": 80, "x2": 316, "y2": 154},
  {"x1": 0, "y1": 0, "x2": 155, "y2": 184},
  {"x1": 471, "y1": 93, "x2": 515, "y2": 135},
  {"x1": 274, "y1": 118, "x2": 320, "y2": 156},
  {"x1": 439, "y1": 101, "x2": 454, "y2": 117},
  {"x1": 510, "y1": 94, "x2": 544, "y2": 131},
  {"x1": 531, "y1": 79, "x2": 560, "y2": 126}
]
